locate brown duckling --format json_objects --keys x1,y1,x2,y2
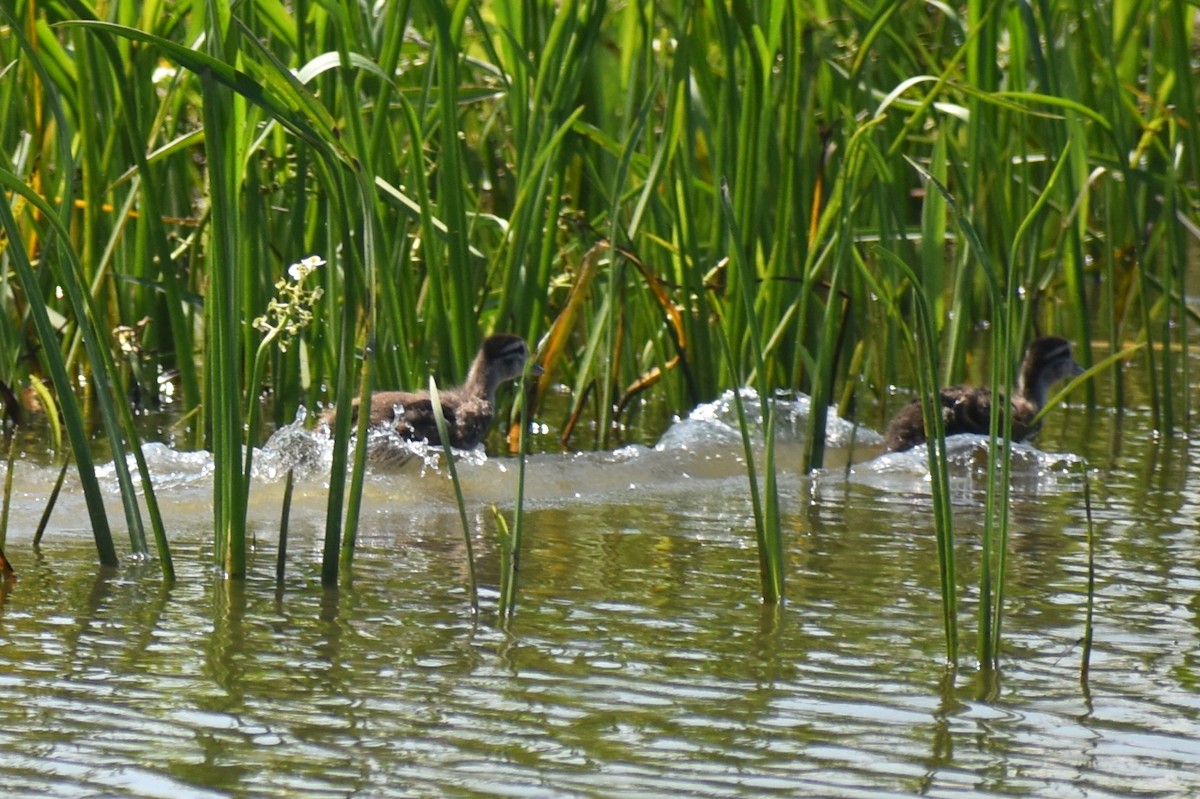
[
  {"x1": 883, "y1": 336, "x2": 1084, "y2": 453},
  {"x1": 324, "y1": 333, "x2": 542, "y2": 451}
]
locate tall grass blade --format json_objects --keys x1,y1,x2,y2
[
  {"x1": 498, "y1": 367, "x2": 534, "y2": 623},
  {"x1": 33, "y1": 459, "x2": 72, "y2": 548},
  {"x1": 801, "y1": 118, "x2": 884, "y2": 473},
  {"x1": 0, "y1": 185, "x2": 117, "y2": 567},
  {"x1": 1080, "y1": 462, "x2": 1095, "y2": 683},
  {"x1": 494, "y1": 506, "x2": 514, "y2": 620},
  {"x1": 4, "y1": 12, "x2": 155, "y2": 555},
  {"x1": 905, "y1": 152, "x2": 1019, "y2": 667},
  {"x1": 51, "y1": 8, "x2": 203, "y2": 417},
  {"x1": 872, "y1": 247, "x2": 958, "y2": 664},
  {"x1": 717, "y1": 178, "x2": 783, "y2": 603},
  {"x1": 277, "y1": 468, "x2": 294, "y2": 585},
  {"x1": 430, "y1": 377, "x2": 479, "y2": 612},
  {"x1": 706, "y1": 296, "x2": 777, "y2": 604},
  {"x1": 1, "y1": 434, "x2": 14, "y2": 551},
  {"x1": 321, "y1": 174, "x2": 361, "y2": 587},
  {"x1": 339, "y1": 342, "x2": 373, "y2": 575},
  {"x1": 199, "y1": 60, "x2": 247, "y2": 578},
  {"x1": 1, "y1": 173, "x2": 172, "y2": 569},
  {"x1": 984, "y1": 141, "x2": 1076, "y2": 663},
  {"x1": 323, "y1": 2, "x2": 384, "y2": 578},
  {"x1": 426, "y1": 0, "x2": 477, "y2": 372}
]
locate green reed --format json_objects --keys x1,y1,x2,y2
[
  {"x1": 1, "y1": 434, "x2": 14, "y2": 553},
  {"x1": 906, "y1": 149, "x2": 1030, "y2": 667},
  {"x1": 198, "y1": 52, "x2": 244, "y2": 578},
  {"x1": 429, "y1": 377, "x2": 479, "y2": 612},
  {"x1": 717, "y1": 176, "x2": 783, "y2": 604},
  {"x1": 336, "y1": 338, "x2": 374, "y2": 582},
  {"x1": 1, "y1": 1, "x2": 1194, "y2": 635},
  {"x1": 980, "y1": 138, "x2": 1081, "y2": 665},
  {"x1": 33, "y1": 459, "x2": 71, "y2": 548},
  {"x1": 0, "y1": 177, "x2": 118, "y2": 566},
  {"x1": 870, "y1": 247, "x2": 958, "y2": 665},
  {"x1": 276, "y1": 468, "x2": 294, "y2": 585},
  {"x1": 1079, "y1": 462, "x2": 1096, "y2": 683},
  {"x1": 497, "y1": 366, "x2": 535, "y2": 624}
]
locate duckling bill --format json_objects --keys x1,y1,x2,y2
[
  {"x1": 324, "y1": 333, "x2": 542, "y2": 451},
  {"x1": 883, "y1": 336, "x2": 1084, "y2": 453}
]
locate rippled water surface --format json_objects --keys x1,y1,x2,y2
[{"x1": 2, "y1": 388, "x2": 1199, "y2": 797}]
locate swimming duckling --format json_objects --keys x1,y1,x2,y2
[
  {"x1": 883, "y1": 336, "x2": 1084, "y2": 453},
  {"x1": 324, "y1": 333, "x2": 542, "y2": 451}
]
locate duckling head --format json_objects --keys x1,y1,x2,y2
[
  {"x1": 475, "y1": 334, "x2": 543, "y2": 398},
  {"x1": 1019, "y1": 336, "x2": 1085, "y2": 407}
]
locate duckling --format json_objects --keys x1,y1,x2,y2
[
  {"x1": 883, "y1": 335, "x2": 1084, "y2": 453},
  {"x1": 324, "y1": 334, "x2": 542, "y2": 451}
]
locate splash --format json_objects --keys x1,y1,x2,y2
[
  {"x1": 257, "y1": 405, "x2": 488, "y2": 479},
  {"x1": 655, "y1": 388, "x2": 882, "y2": 452},
  {"x1": 256, "y1": 406, "x2": 330, "y2": 480},
  {"x1": 840, "y1": 433, "x2": 1087, "y2": 500},
  {"x1": 82, "y1": 391, "x2": 1082, "y2": 513}
]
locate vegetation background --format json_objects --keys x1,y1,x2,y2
[{"x1": 0, "y1": 0, "x2": 1194, "y2": 644}]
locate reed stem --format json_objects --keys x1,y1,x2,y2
[
  {"x1": 277, "y1": 468, "x2": 294, "y2": 585},
  {"x1": 1080, "y1": 463, "x2": 1096, "y2": 683},
  {"x1": 430, "y1": 377, "x2": 479, "y2": 612},
  {"x1": 498, "y1": 370, "x2": 534, "y2": 622},
  {"x1": 33, "y1": 459, "x2": 71, "y2": 548},
  {"x1": 1, "y1": 434, "x2": 14, "y2": 553}
]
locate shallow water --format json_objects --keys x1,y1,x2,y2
[{"x1": 1, "y1": 387, "x2": 1199, "y2": 797}]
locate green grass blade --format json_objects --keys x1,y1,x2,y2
[
  {"x1": 872, "y1": 246, "x2": 958, "y2": 664},
  {"x1": 0, "y1": 185, "x2": 117, "y2": 567},
  {"x1": 277, "y1": 468, "x2": 294, "y2": 585},
  {"x1": 198, "y1": 58, "x2": 246, "y2": 576},
  {"x1": 430, "y1": 376, "x2": 479, "y2": 612}
]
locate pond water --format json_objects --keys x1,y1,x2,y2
[{"x1": 1, "y1": 379, "x2": 1199, "y2": 798}]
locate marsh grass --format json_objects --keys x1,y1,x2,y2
[
  {"x1": 1, "y1": 434, "x2": 14, "y2": 555},
  {"x1": 430, "y1": 376, "x2": 479, "y2": 612},
  {"x1": 717, "y1": 177, "x2": 784, "y2": 603},
  {"x1": 870, "y1": 246, "x2": 958, "y2": 663},
  {"x1": 276, "y1": 467, "x2": 294, "y2": 585},
  {"x1": 497, "y1": 366, "x2": 535, "y2": 623},
  {"x1": 33, "y1": 459, "x2": 71, "y2": 547},
  {"x1": 1080, "y1": 463, "x2": 1096, "y2": 682},
  {"x1": 1, "y1": 3, "x2": 1194, "y2": 654}
]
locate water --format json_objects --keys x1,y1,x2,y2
[{"x1": 1, "y1": 386, "x2": 1199, "y2": 797}]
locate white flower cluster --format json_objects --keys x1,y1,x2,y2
[{"x1": 252, "y1": 255, "x2": 326, "y2": 352}]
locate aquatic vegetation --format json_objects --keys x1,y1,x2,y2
[
  {"x1": 0, "y1": 2, "x2": 1191, "y2": 664},
  {"x1": 242, "y1": 256, "x2": 325, "y2": 574},
  {"x1": 429, "y1": 376, "x2": 480, "y2": 612}
]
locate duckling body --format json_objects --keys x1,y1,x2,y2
[
  {"x1": 883, "y1": 336, "x2": 1084, "y2": 453},
  {"x1": 325, "y1": 333, "x2": 541, "y2": 451}
]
